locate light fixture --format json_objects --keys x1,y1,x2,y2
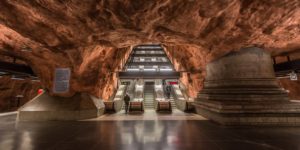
[
  {"x1": 127, "y1": 68, "x2": 139, "y2": 71},
  {"x1": 160, "y1": 68, "x2": 173, "y2": 71},
  {"x1": 144, "y1": 68, "x2": 156, "y2": 71}
]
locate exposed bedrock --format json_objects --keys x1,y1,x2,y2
[
  {"x1": 0, "y1": 0, "x2": 299, "y2": 99},
  {"x1": 279, "y1": 79, "x2": 300, "y2": 100},
  {"x1": 0, "y1": 76, "x2": 41, "y2": 112},
  {"x1": 30, "y1": 45, "x2": 131, "y2": 98}
]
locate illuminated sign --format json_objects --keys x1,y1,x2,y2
[{"x1": 53, "y1": 68, "x2": 71, "y2": 93}]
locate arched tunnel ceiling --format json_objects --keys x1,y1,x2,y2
[{"x1": 0, "y1": 0, "x2": 299, "y2": 98}]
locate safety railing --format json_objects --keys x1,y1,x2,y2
[
  {"x1": 171, "y1": 84, "x2": 195, "y2": 112},
  {"x1": 104, "y1": 84, "x2": 128, "y2": 113}
]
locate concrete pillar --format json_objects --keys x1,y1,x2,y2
[{"x1": 194, "y1": 47, "x2": 300, "y2": 126}]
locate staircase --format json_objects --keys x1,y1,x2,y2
[
  {"x1": 168, "y1": 94, "x2": 176, "y2": 109},
  {"x1": 164, "y1": 85, "x2": 177, "y2": 109},
  {"x1": 144, "y1": 84, "x2": 155, "y2": 109}
]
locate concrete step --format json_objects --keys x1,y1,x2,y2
[{"x1": 143, "y1": 87, "x2": 154, "y2": 109}]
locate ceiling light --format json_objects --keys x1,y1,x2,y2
[
  {"x1": 160, "y1": 68, "x2": 173, "y2": 71},
  {"x1": 127, "y1": 68, "x2": 139, "y2": 71},
  {"x1": 144, "y1": 68, "x2": 156, "y2": 71}
]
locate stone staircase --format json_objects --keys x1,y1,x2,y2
[
  {"x1": 168, "y1": 94, "x2": 176, "y2": 109},
  {"x1": 144, "y1": 85, "x2": 154, "y2": 109}
]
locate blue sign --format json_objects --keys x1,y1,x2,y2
[{"x1": 53, "y1": 68, "x2": 71, "y2": 93}]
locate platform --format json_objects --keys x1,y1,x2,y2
[{"x1": 0, "y1": 112, "x2": 300, "y2": 150}]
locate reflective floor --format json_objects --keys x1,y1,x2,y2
[
  {"x1": 0, "y1": 112, "x2": 300, "y2": 150},
  {"x1": 89, "y1": 109, "x2": 206, "y2": 121}
]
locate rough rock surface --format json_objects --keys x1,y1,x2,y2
[
  {"x1": 279, "y1": 78, "x2": 300, "y2": 100},
  {"x1": 0, "y1": 76, "x2": 41, "y2": 112},
  {"x1": 0, "y1": 0, "x2": 299, "y2": 99}
]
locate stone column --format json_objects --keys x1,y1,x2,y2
[{"x1": 194, "y1": 47, "x2": 300, "y2": 126}]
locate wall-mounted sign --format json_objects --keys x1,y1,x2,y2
[
  {"x1": 290, "y1": 71, "x2": 298, "y2": 81},
  {"x1": 53, "y1": 68, "x2": 71, "y2": 93}
]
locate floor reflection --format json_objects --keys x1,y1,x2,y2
[
  {"x1": 0, "y1": 114, "x2": 300, "y2": 150},
  {"x1": 116, "y1": 120, "x2": 182, "y2": 149}
]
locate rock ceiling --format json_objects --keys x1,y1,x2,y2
[{"x1": 0, "y1": 0, "x2": 299, "y2": 98}]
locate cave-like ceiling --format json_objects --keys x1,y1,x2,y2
[{"x1": 0, "y1": 0, "x2": 299, "y2": 98}]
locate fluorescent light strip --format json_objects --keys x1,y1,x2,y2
[
  {"x1": 127, "y1": 68, "x2": 139, "y2": 71},
  {"x1": 144, "y1": 68, "x2": 156, "y2": 71},
  {"x1": 160, "y1": 68, "x2": 173, "y2": 71}
]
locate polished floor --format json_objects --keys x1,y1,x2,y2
[
  {"x1": 0, "y1": 111, "x2": 300, "y2": 150},
  {"x1": 88, "y1": 109, "x2": 206, "y2": 121}
]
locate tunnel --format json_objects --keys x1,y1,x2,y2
[{"x1": 0, "y1": 1, "x2": 300, "y2": 149}]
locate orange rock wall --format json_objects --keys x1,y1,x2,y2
[
  {"x1": 164, "y1": 45, "x2": 207, "y2": 98},
  {"x1": 278, "y1": 77, "x2": 300, "y2": 100},
  {"x1": 0, "y1": 76, "x2": 41, "y2": 112}
]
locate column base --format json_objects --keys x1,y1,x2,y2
[{"x1": 194, "y1": 100, "x2": 300, "y2": 126}]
